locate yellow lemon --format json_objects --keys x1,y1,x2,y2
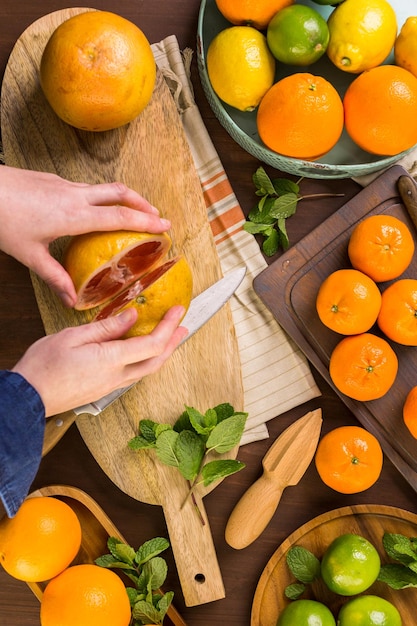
[
  {"x1": 206, "y1": 26, "x2": 276, "y2": 111},
  {"x1": 326, "y1": 0, "x2": 397, "y2": 73},
  {"x1": 395, "y1": 16, "x2": 417, "y2": 79}
]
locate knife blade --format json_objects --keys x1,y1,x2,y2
[
  {"x1": 398, "y1": 175, "x2": 417, "y2": 231},
  {"x1": 42, "y1": 266, "x2": 246, "y2": 456}
]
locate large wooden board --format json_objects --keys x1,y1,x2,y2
[
  {"x1": 253, "y1": 165, "x2": 417, "y2": 493},
  {"x1": 251, "y1": 504, "x2": 417, "y2": 625},
  {"x1": 1, "y1": 8, "x2": 244, "y2": 606}
]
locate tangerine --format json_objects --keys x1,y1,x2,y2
[
  {"x1": 0, "y1": 496, "x2": 81, "y2": 582},
  {"x1": 316, "y1": 269, "x2": 381, "y2": 335},
  {"x1": 40, "y1": 10, "x2": 156, "y2": 131},
  {"x1": 348, "y1": 214, "x2": 415, "y2": 282},
  {"x1": 257, "y1": 73, "x2": 344, "y2": 160},
  {"x1": 40, "y1": 563, "x2": 131, "y2": 626},
  {"x1": 214, "y1": 0, "x2": 294, "y2": 30},
  {"x1": 329, "y1": 333, "x2": 398, "y2": 401},
  {"x1": 403, "y1": 386, "x2": 417, "y2": 439},
  {"x1": 377, "y1": 279, "x2": 417, "y2": 346},
  {"x1": 315, "y1": 426, "x2": 384, "y2": 493},
  {"x1": 343, "y1": 65, "x2": 417, "y2": 156}
]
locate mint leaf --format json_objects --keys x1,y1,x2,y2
[
  {"x1": 135, "y1": 537, "x2": 170, "y2": 567},
  {"x1": 201, "y1": 459, "x2": 245, "y2": 486},
  {"x1": 206, "y1": 412, "x2": 248, "y2": 453},
  {"x1": 186, "y1": 405, "x2": 217, "y2": 435},
  {"x1": 128, "y1": 435, "x2": 155, "y2": 450},
  {"x1": 286, "y1": 546, "x2": 321, "y2": 584},
  {"x1": 155, "y1": 430, "x2": 180, "y2": 467},
  {"x1": 284, "y1": 582, "x2": 306, "y2": 600},
  {"x1": 176, "y1": 430, "x2": 205, "y2": 480},
  {"x1": 142, "y1": 556, "x2": 168, "y2": 591},
  {"x1": 272, "y1": 177, "x2": 300, "y2": 195},
  {"x1": 378, "y1": 563, "x2": 417, "y2": 589},
  {"x1": 382, "y1": 533, "x2": 417, "y2": 564},
  {"x1": 263, "y1": 228, "x2": 280, "y2": 257},
  {"x1": 269, "y1": 193, "x2": 298, "y2": 220},
  {"x1": 253, "y1": 166, "x2": 276, "y2": 195},
  {"x1": 139, "y1": 419, "x2": 158, "y2": 442}
]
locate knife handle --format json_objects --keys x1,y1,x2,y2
[
  {"x1": 42, "y1": 410, "x2": 77, "y2": 457},
  {"x1": 398, "y1": 175, "x2": 417, "y2": 231},
  {"x1": 225, "y1": 472, "x2": 285, "y2": 550}
]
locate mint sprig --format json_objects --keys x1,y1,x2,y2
[
  {"x1": 243, "y1": 166, "x2": 344, "y2": 256},
  {"x1": 284, "y1": 546, "x2": 321, "y2": 599},
  {"x1": 377, "y1": 532, "x2": 417, "y2": 589},
  {"x1": 96, "y1": 536, "x2": 173, "y2": 625}
]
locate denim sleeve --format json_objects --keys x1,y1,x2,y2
[{"x1": 0, "y1": 370, "x2": 45, "y2": 517}]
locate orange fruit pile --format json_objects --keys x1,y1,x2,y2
[
  {"x1": 0, "y1": 496, "x2": 81, "y2": 582},
  {"x1": 40, "y1": 10, "x2": 156, "y2": 132},
  {"x1": 40, "y1": 563, "x2": 131, "y2": 626},
  {"x1": 63, "y1": 231, "x2": 192, "y2": 337},
  {"x1": 315, "y1": 425, "x2": 383, "y2": 493}
]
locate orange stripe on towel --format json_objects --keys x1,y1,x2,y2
[
  {"x1": 203, "y1": 176, "x2": 236, "y2": 207},
  {"x1": 210, "y1": 206, "x2": 245, "y2": 237}
]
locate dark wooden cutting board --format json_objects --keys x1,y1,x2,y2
[
  {"x1": 254, "y1": 165, "x2": 417, "y2": 493},
  {"x1": 1, "y1": 7, "x2": 244, "y2": 606}
]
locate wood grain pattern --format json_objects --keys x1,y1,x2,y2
[
  {"x1": 28, "y1": 485, "x2": 187, "y2": 626},
  {"x1": 1, "y1": 8, "x2": 244, "y2": 606},
  {"x1": 251, "y1": 504, "x2": 417, "y2": 626},
  {"x1": 253, "y1": 165, "x2": 417, "y2": 494}
]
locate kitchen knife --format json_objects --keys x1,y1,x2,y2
[
  {"x1": 42, "y1": 266, "x2": 246, "y2": 456},
  {"x1": 398, "y1": 175, "x2": 417, "y2": 230},
  {"x1": 225, "y1": 409, "x2": 322, "y2": 549}
]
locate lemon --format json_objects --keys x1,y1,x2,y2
[
  {"x1": 327, "y1": 0, "x2": 397, "y2": 73},
  {"x1": 267, "y1": 4, "x2": 329, "y2": 66},
  {"x1": 206, "y1": 26, "x2": 275, "y2": 111},
  {"x1": 395, "y1": 16, "x2": 417, "y2": 79}
]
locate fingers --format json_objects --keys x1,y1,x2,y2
[
  {"x1": 74, "y1": 204, "x2": 172, "y2": 235},
  {"x1": 30, "y1": 248, "x2": 77, "y2": 308}
]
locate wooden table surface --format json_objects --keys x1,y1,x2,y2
[{"x1": 1, "y1": 2, "x2": 417, "y2": 625}]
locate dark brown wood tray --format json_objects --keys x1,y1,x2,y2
[{"x1": 253, "y1": 165, "x2": 417, "y2": 492}]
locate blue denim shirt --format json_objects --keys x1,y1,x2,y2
[{"x1": 0, "y1": 370, "x2": 45, "y2": 517}]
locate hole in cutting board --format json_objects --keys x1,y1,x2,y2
[{"x1": 194, "y1": 573, "x2": 206, "y2": 584}]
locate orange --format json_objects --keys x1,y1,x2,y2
[
  {"x1": 377, "y1": 279, "x2": 417, "y2": 346},
  {"x1": 316, "y1": 269, "x2": 381, "y2": 335},
  {"x1": 214, "y1": 0, "x2": 294, "y2": 30},
  {"x1": 403, "y1": 386, "x2": 417, "y2": 439},
  {"x1": 315, "y1": 425, "x2": 384, "y2": 493},
  {"x1": 95, "y1": 255, "x2": 193, "y2": 337},
  {"x1": 343, "y1": 65, "x2": 417, "y2": 156},
  {"x1": 348, "y1": 214, "x2": 415, "y2": 282},
  {"x1": 257, "y1": 73, "x2": 344, "y2": 160},
  {"x1": 0, "y1": 496, "x2": 81, "y2": 582},
  {"x1": 329, "y1": 333, "x2": 398, "y2": 401},
  {"x1": 63, "y1": 231, "x2": 172, "y2": 310},
  {"x1": 40, "y1": 11, "x2": 156, "y2": 131},
  {"x1": 40, "y1": 563, "x2": 131, "y2": 626}
]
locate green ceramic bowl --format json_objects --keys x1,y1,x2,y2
[{"x1": 197, "y1": 0, "x2": 416, "y2": 179}]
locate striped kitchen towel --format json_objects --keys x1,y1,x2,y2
[{"x1": 151, "y1": 36, "x2": 321, "y2": 445}]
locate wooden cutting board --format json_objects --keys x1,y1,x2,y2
[
  {"x1": 253, "y1": 165, "x2": 417, "y2": 493},
  {"x1": 1, "y1": 7, "x2": 244, "y2": 606},
  {"x1": 251, "y1": 504, "x2": 417, "y2": 625}
]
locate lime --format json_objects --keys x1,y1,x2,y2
[
  {"x1": 207, "y1": 26, "x2": 276, "y2": 111},
  {"x1": 338, "y1": 595, "x2": 402, "y2": 626},
  {"x1": 321, "y1": 533, "x2": 380, "y2": 596},
  {"x1": 277, "y1": 599, "x2": 336, "y2": 626},
  {"x1": 267, "y1": 4, "x2": 329, "y2": 66}
]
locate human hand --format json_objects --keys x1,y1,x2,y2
[
  {"x1": 12, "y1": 306, "x2": 188, "y2": 417},
  {"x1": 0, "y1": 166, "x2": 171, "y2": 307}
]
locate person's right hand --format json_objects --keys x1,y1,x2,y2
[{"x1": 12, "y1": 305, "x2": 188, "y2": 417}]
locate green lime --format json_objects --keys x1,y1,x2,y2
[
  {"x1": 266, "y1": 4, "x2": 329, "y2": 66},
  {"x1": 277, "y1": 599, "x2": 336, "y2": 626},
  {"x1": 321, "y1": 534, "x2": 380, "y2": 596},
  {"x1": 338, "y1": 595, "x2": 402, "y2": 626}
]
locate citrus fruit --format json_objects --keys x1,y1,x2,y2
[
  {"x1": 321, "y1": 534, "x2": 381, "y2": 596},
  {"x1": 315, "y1": 425, "x2": 383, "y2": 494},
  {"x1": 214, "y1": 0, "x2": 295, "y2": 30},
  {"x1": 403, "y1": 386, "x2": 417, "y2": 439},
  {"x1": 257, "y1": 73, "x2": 343, "y2": 160},
  {"x1": 206, "y1": 26, "x2": 275, "y2": 111},
  {"x1": 329, "y1": 333, "x2": 398, "y2": 401},
  {"x1": 40, "y1": 10, "x2": 156, "y2": 131},
  {"x1": 95, "y1": 254, "x2": 193, "y2": 337},
  {"x1": 277, "y1": 599, "x2": 336, "y2": 626},
  {"x1": 266, "y1": 4, "x2": 329, "y2": 66},
  {"x1": 326, "y1": 0, "x2": 397, "y2": 73},
  {"x1": 63, "y1": 231, "x2": 172, "y2": 310},
  {"x1": 377, "y1": 279, "x2": 417, "y2": 346},
  {"x1": 395, "y1": 17, "x2": 417, "y2": 79},
  {"x1": 337, "y1": 595, "x2": 402, "y2": 626},
  {"x1": 316, "y1": 269, "x2": 381, "y2": 335},
  {"x1": 310, "y1": 0, "x2": 344, "y2": 4},
  {"x1": 343, "y1": 65, "x2": 417, "y2": 156},
  {"x1": 348, "y1": 215, "x2": 415, "y2": 282},
  {"x1": 40, "y1": 563, "x2": 131, "y2": 626},
  {"x1": 0, "y1": 496, "x2": 81, "y2": 582}
]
